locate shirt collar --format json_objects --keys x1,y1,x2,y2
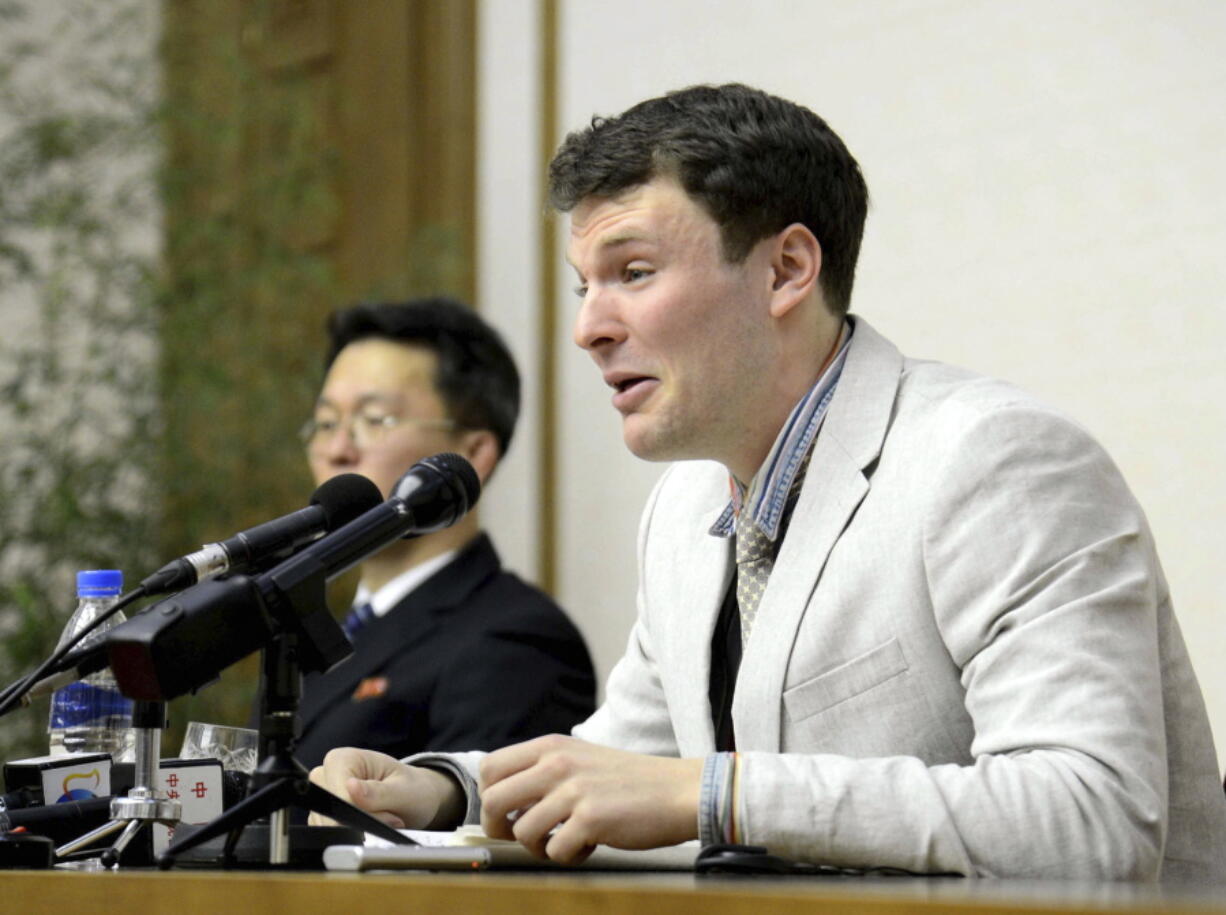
[
  {"x1": 353, "y1": 548, "x2": 460, "y2": 619},
  {"x1": 710, "y1": 321, "x2": 852, "y2": 541}
]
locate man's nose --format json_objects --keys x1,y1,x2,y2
[
  {"x1": 320, "y1": 423, "x2": 360, "y2": 463},
  {"x1": 573, "y1": 286, "x2": 627, "y2": 351}
]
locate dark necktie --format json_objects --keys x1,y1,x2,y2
[{"x1": 342, "y1": 601, "x2": 375, "y2": 641}]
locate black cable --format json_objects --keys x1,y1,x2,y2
[
  {"x1": 694, "y1": 844, "x2": 964, "y2": 878},
  {"x1": 0, "y1": 586, "x2": 148, "y2": 719}
]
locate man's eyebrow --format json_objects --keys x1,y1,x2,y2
[
  {"x1": 598, "y1": 231, "x2": 652, "y2": 250},
  {"x1": 566, "y1": 232, "x2": 654, "y2": 269}
]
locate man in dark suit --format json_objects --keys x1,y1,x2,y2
[{"x1": 293, "y1": 298, "x2": 595, "y2": 769}]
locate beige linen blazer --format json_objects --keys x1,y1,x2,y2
[{"x1": 572, "y1": 317, "x2": 1226, "y2": 880}]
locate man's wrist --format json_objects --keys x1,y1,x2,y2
[
  {"x1": 405, "y1": 752, "x2": 484, "y2": 826},
  {"x1": 414, "y1": 766, "x2": 467, "y2": 830}
]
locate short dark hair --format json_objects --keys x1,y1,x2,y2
[
  {"x1": 323, "y1": 298, "x2": 520, "y2": 457},
  {"x1": 548, "y1": 83, "x2": 869, "y2": 314}
]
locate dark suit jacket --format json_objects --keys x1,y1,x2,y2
[{"x1": 294, "y1": 533, "x2": 595, "y2": 769}]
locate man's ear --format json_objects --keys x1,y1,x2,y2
[
  {"x1": 455, "y1": 428, "x2": 501, "y2": 484},
  {"x1": 768, "y1": 223, "x2": 821, "y2": 319}
]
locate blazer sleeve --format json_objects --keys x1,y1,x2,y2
[
  {"x1": 410, "y1": 472, "x2": 682, "y2": 826},
  {"x1": 735, "y1": 399, "x2": 1170, "y2": 879}
]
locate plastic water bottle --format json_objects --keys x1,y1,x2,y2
[{"x1": 47, "y1": 570, "x2": 135, "y2": 762}]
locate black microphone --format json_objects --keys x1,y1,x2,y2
[
  {"x1": 139, "y1": 473, "x2": 383, "y2": 595},
  {"x1": 103, "y1": 453, "x2": 481, "y2": 701},
  {"x1": 20, "y1": 473, "x2": 383, "y2": 702},
  {"x1": 1, "y1": 796, "x2": 115, "y2": 847},
  {"x1": 266, "y1": 451, "x2": 481, "y2": 588}
]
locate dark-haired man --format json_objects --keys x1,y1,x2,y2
[
  {"x1": 311, "y1": 88, "x2": 1226, "y2": 880},
  {"x1": 293, "y1": 298, "x2": 595, "y2": 769}
]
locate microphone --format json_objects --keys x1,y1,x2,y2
[
  {"x1": 1, "y1": 796, "x2": 115, "y2": 847},
  {"x1": 266, "y1": 451, "x2": 481, "y2": 587},
  {"x1": 20, "y1": 473, "x2": 383, "y2": 703},
  {"x1": 102, "y1": 453, "x2": 481, "y2": 701},
  {"x1": 139, "y1": 473, "x2": 383, "y2": 595}
]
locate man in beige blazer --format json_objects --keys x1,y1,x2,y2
[{"x1": 310, "y1": 84, "x2": 1226, "y2": 880}]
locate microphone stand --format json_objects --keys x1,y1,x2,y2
[
  {"x1": 156, "y1": 571, "x2": 413, "y2": 869},
  {"x1": 54, "y1": 700, "x2": 181, "y2": 867}
]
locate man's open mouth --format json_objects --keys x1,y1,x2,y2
[{"x1": 615, "y1": 376, "x2": 651, "y2": 394}]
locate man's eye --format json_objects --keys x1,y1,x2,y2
[
  {"x1": 573, "y1": 284, "x2": 589, "y2": 298},
  {"x1": 624, "y1": 267, "x2": 649, "y2": 283},
  {"x1": 314, "y1": 419, "x2": 339, "y2": 434}
]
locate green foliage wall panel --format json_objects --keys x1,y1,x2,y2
[
  {"x1": 0, "y1": 0, "x2": 475, "y2": 759},
  {"x1": 158, "y1": 0, "x2": 476, "y2": 741}
]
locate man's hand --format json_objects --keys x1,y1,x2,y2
[
  {"x1": 478, "y1": 735, "x2": 703, "y2": 864},
  {"x1": 307, "y1": 747, "x2": 465, "y2": 830}
]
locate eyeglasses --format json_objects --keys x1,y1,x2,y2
[{"x1": 299, "y1": 411, "x2": 456, "y2": 452}]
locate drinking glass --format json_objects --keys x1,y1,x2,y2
[{"x1": 179, "y1": 721, "x2": 259, "y2": 774}]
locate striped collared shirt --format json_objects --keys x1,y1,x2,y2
[
  {"x1": 709, "y1": 321, "x2": 853, "y2": 542},
  {"x1": 700, "y1": 323, "x2": 852, "y2": 847}
]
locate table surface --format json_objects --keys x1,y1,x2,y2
[{"x1": 6, "y1": 866, "x2": 1226, "y2": 915}]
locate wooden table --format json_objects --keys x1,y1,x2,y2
[{"x1": 6, "y1": 867, "x2": 1226, "y2": 915}]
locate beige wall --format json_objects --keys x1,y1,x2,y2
[{"x1": 478, "y1": 0, "x2": 1226, "y2": 765}]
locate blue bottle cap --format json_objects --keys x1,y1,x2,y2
[{"x1": 77, "y1": 569, "x2": 123, "y2": 598}]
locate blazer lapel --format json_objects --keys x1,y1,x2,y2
[
  {"x1": 298, "y1": 614, "x2": 410, "y2": 730},
  {"x1": 733, "y1": 317, "x2": 903, "y2": 751},
  {"x1": 297, "y1": 534, "x2": 501, "y2": 731}
]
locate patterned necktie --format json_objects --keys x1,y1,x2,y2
[
  {"x1": 734, "y1": 448, "x2": 813, "y2": 644},
  {"x1": 342, "y1": 601, "x2": 376, "y2": 641},
  {"x1": 734, "y1": 513, "x2": 773, "y2": 644}
]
